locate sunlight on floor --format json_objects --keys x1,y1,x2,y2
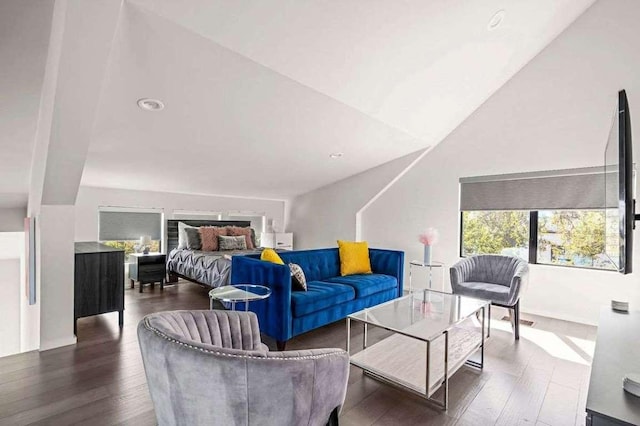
[{"x1": 489, "y1": 319, "x2": 595, "y2": 365}]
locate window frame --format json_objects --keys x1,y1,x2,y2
[
  {"x1": 459, "y1": 209, "x2": 615, "y2": 272},
  {"x1": 98, "y1": 206, "x2": 164, "y2": 253}
]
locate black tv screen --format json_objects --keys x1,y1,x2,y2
[{"x1": 604, "y1": 90, "x2": 635, "y2": 274}]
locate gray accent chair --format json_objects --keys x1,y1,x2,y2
[
  {"x1": 450, "y1": 255, "x2": 529, "y2": 340},
  {"x1": 138, "y1": 310, "x2": 349, "y2": 426}
]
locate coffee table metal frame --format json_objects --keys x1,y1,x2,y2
[
  {"x1": 346, "y1": 289, "x2": 488, "y2": 411},
  {"x1": 208, "y1": 284, "x2": 271, "y2": 311}
]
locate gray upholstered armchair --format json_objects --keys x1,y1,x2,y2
[
  {"x1": 450, "y1": 255, "x2": 529, "y2": 339},
  {"x1": 138, "y1": 310, "x2": 349, "y2": 426}
]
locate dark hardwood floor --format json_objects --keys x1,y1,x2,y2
[{"x1": 0, "y1": 281, "x2": 596, "y2": 426}]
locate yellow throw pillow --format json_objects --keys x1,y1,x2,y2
[
  {"x1": 337, "y1": 240, "x2": 372, "y2": 276},
  {"x1": 260, "y1": 248, "x2": 285, "y2": 265}
]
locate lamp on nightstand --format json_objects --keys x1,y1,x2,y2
[{"x1": 139, "y1": 235, "x2": 152, "y2": 254}]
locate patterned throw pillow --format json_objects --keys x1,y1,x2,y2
[
  {"x1": 199, "y1": 226, "x2": 228, "y2": 251},
  {"x1": 226, "y1": 226, "x2": 254, "y2": 249},
  {"x1": 289, "y1": 263, "x2": 307, "y2": 291},
  {"x1": 184, "y1": 227, "x2": 202, "y2": 250},
  {"x1": 218, "y1": 235, "x2": 248, "y2": 251}
]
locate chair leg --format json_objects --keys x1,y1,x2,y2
[
  {"x1": 276, "y1": 340, "x2": 287, "y2": 351},
  {"x1": 326, "y1": 407, "x2": 339, "y2": 426},
  {"x1": 514, "y1": 301, "x2": 520, "y2": 340}
]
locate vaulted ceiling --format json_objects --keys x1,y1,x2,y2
[{"x1": 2, "y1": 0, "x2": 596, "y2": 205}]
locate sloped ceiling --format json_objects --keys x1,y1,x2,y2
[
  {"x1": 3, "y1": 0, "x2": 597, "y2": 205},
  {"x1": 0, "y1": 0, "x2": 53, "y2": 208}
]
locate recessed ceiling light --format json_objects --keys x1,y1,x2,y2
[
  {"x1": 137, "y1": 98, "x2": 165, "y2": 111},
  {"x1": 487, "y1": 10, "x2": 506, "y2": 31},
  {"x1": 329, "y1": 152, "x2": 344, "y2": 159}
]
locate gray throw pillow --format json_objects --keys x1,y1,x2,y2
[
  {"x1": 289, "y1": 263, "x2": 307, "y2": 291},
  {"x1": 184, "y1": 227, "x2": 202, "y2": 250},
  {"x1": 218, "y1": 235, "x2": 247, "y2": 251}
]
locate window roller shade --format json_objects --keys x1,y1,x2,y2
[
  {"x1": 460, "y1": 167, "x2": 617, "y2": 211},
  {"x1": 99, "y1": 211, "x2": 162, "y2": 241}
]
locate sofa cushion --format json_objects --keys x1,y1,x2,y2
[
  {"x1": 455, "y1": 281, "x2": 511, "y2": 304},
  {"x1": 291, "y1": 281, "x2": 355, "y2": 317},
  {"x1": 325, "y1": 274, "x2": 398, "y2": 298}
]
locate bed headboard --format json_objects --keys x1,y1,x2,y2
[{"x1": 166, "y1": 220, "x2": 252, "y2": 253}]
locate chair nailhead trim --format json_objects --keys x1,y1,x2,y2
[{"x1": 143, "y1": 319, "x2": 344, "y2": 361}]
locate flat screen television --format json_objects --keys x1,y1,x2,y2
[{"x1": 605, "y1": 90, "x2": 636, "y2": 274}]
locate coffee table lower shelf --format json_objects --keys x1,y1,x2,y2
[{"x1": 349, "y1": 324, "x2": 483, "y2": 408}]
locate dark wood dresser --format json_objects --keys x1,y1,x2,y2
[{"x1": 74, "y1": 242, "x2": 124, "y2": 334}]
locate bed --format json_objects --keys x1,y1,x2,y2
[{"x1": 166, "y1": 220, "x2": 262, "y2": 288}]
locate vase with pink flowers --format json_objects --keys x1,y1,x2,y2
[{"x1": 418, "y1": 228, "x2": 439, "y2": 265}]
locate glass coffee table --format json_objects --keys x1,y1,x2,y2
[
  {"x1": 208, "y1": 284, "x2": 271, "y2": 311},
  {"x1": 347, "y1": 289, "x2": 489, "y2": 410}
]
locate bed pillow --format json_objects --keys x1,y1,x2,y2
[
  {"x1": 226, "y1": 226, "x2": 254, "y2": 249},
  {"x1": 184, "y1": 227, "x2": 202, "y2": 250},
  {"x1": 337, "y1": 240, "x2": 372, "y2": 276},
  {"x1": 218, "y1": 235, "x2": 247, "y2": 251},
  {"x1": 199, "y1": 226, "x2": 228, "y2": 251},
  {"x1": 178, "y1": 222, "x2": 196, "y2": 249},
  {"x1": 289, "y1": 263, "x2": 307, "y2": 291}
]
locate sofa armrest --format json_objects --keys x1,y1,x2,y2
[
  {"x1": 231, "y1": 256, "x2": 293, "y2": 342},
  {"x1": 369, "y1": 249, "x2": 404, "y2": 296}
]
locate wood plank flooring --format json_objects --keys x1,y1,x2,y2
[{"x1": 0, "y1": 281, "x2": 596, "y2": 426}]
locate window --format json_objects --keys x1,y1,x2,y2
[
  {"x1": 461, "y1": 211, "x2": 529, "y2": 260},
  {"x1": 460, "y1": 167, "x2": 617, "y2": 271},
  {"x1": 225, "y1": 213, "x2": 266, "y2": 245},
  {"x1": 99, "y1": 209, "x2": 163, "y2": 257},
  {"x1": 173, "y1": 210, "x2": 222, "y2": 221},
  {"x1": 537, "y1": 210, "x2": 615, "y2": 270},
  {"x1": 460, "y1": 209, "x2": 615, "y2": 271}
]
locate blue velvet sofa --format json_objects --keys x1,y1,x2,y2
[{"x1": 230, "y1": 248, "x2": 404, "y2": 349}]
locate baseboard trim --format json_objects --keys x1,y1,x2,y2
[
  {"x1": 520, "y1": 307, "x2": 597, "y2": 326},
  {"x1": 40, "y1": 335, "x2": 77, "y2": 351}
]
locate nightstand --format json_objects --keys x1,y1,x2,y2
[{"x1": 129, "y1": 253, "x2": 166, "y2": 293}]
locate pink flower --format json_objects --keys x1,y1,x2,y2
[{"x1": 418, "y1": 228, "x2": 439, "y2": 246}]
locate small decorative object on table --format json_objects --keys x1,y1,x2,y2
[
  {"x1": 139, "y1": 235, "x2": 152, "y2": 254},
  {"x1": 418, "y1": 227, "x2": 439, "y2": 265}
]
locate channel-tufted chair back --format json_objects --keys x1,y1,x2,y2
[{"x1": 138, "y1": 310, "x2": 349, "y2": 426}]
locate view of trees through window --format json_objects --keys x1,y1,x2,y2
[
  {"x1": 461, "y1": 211, "x2": 529, "y2": 260},
  {"x1": 537, "y1": 210, "x2": 613, "y2": 269},
  {"x1": 103, "y1": 240, "x2": 161, "y2": 256},
  {"x1": 462, "y1": 209, "x2": 615, "y2": 270}
]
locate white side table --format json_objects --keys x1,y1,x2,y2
[
  {"x1": 260, "y1": 232, "x2": 293, "y2": 250},
  {"x1": 408, "y1": 260, "x2": 446, "y2": 293}
]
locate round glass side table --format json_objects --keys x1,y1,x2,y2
[
  {"x1": 408, "y1": 260, "x2": 446, "y2": 293},
  {"x1": 208, "y1": 284, "x2": 271, "y2": 311}
]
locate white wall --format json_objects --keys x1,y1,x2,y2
[
  {"x1": 75, "y1": 186, "x2": 287, "y2": 244},
  {"x1": 39, "y1": 205, "x2": 75, "y2": 350},
  {"x1": 0, "y1": 208, "x2": 26, "y2": 232},
  {"x1": 290, "y1": 0, "x2": 640, "y2": 325},
  {"x1": 289, "y1": 150, "x2": 423, "y2": 249},
  {"x1": 0, "y1": 233, "x2": 24, "y2": 357}
]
